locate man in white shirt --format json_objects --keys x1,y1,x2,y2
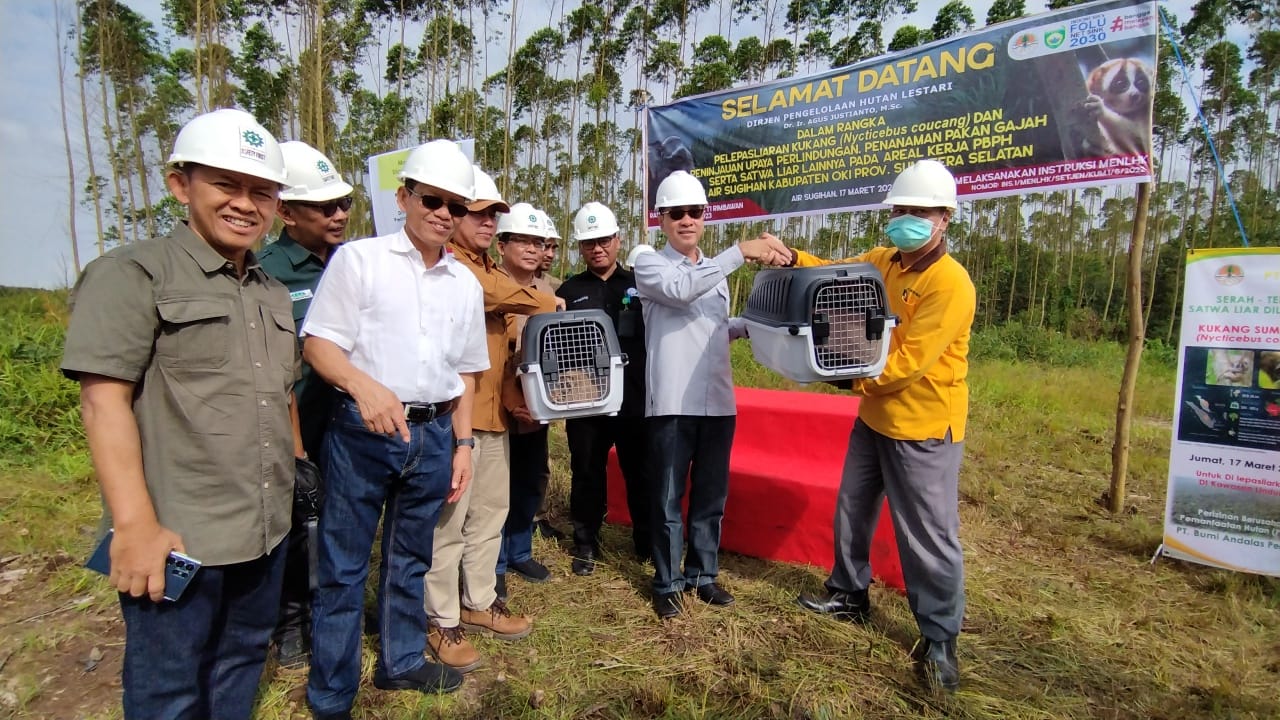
[
  {"x1": 301, "y1": 140, "x2": 488, "y2": 720},
  {"x1": 633, "y1": 170, "x2": 791, "y2": 620}
]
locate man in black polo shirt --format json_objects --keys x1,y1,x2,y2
[
  {"x1": 556, "y1": 202, "x2": 650, "y2": 574},
  {"x1": 258, "y1": 140, "x2": 353, "y2": 668}
]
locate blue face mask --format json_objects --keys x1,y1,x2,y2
[{"x1": 884, "y1": 214, "x2": 936, "y2": 252}]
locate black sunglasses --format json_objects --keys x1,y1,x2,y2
[
  {"x1": 662, "y1": 206, "x2": 704, "y2": 221},
  {"x1": 578, "y1": 236, "x2": 616, "y2": 249},
  {"x1": 405, "y1": 184, "x2": 468, "y2": 218},
  {"x1": 294, "y1": 196, "x2": 353, "y2": 217}
]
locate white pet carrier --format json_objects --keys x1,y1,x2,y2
[
  {"x1": 742, "y1": 263, "x2": 896, "y2": 383},
  {"x1": 517, "y1": 309, "x2": 626, "y2": 421}
]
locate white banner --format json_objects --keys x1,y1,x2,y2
[
  {"x1": 1162, "y1": 247, "x2": 1280, "y2": 576},
  {"x1": 366, "y1": 139, "x2": 475, "y2": 237}
]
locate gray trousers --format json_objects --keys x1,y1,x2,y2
[{"x1": 829, "y1": 418, "x2": 965, "y2": 641}]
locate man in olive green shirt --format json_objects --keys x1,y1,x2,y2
[
  {"x1": 60, "y1": 109, "x2": 301, "y2": 720},
  {"x1": 258, "y1": 140, "x2": 354, "y2": 668}
]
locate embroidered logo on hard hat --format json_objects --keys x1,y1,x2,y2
[
  {"x1": 528, "y1": 214, "x2": 538, "y2": 222},
  {"x1": 242, "y1": 130, "x2": 264, "y2": 147},
  {"x1": 588, "y1": 215, "x2": 597, "y2": 223},
  {"x1": 317, "y1": 160, "x2": 330, "y2": 172}
]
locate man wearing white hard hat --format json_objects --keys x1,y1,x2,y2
[
  {"x1": 423, "y1": 181, "x2": 557, "y2": 674},
  {"x1": 302, "y1": 140, "x2": 488, "y2": 714},
  {"x1": 61, "y1": 108, "x2": 301, "y2": 718},
  {"x1": 493, "y1": 207, "x2": 560, "y2": 596},
  {"x1": 536, "y1": 210, "x2": 563, "y2": 290},
  {"x1": 557, "y1": 201, "x2": 652, "y2": 575},
  {"x1": 258, "y1": 140, "x2": 353, "y2": 669},
  {"x1": 634, "y1": 170, "x2": 792, "y2": 620},
  {"x1": 792, "y1": 159, "x2": 975, "y2": 693}
]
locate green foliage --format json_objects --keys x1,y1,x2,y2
[
  {"x1": 0, "y1": 290, "x2": 83, "y2": 468},
  {"x1": 968, "y1": 320, "x2": 1178, "y2": 371}
]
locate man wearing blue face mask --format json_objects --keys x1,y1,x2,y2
[{"x1": 786, "y1": 159, "x2": 975, "y2": 694}]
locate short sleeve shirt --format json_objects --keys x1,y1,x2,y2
[{"x1": 60, "y1": 222, "x2": 300, "y2": 566}]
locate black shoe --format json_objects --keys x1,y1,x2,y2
[
  {"x1": 693, "y1": 582, "x2": 735, "y2": 606},
  {"x1": 509, "y1": 558, "x2": 551, "y2": 583},
  {"x1": 534, "y1": 519, "x2": 567, "y2": 541},
  {"x1": 571, "y1": 546, "x2": 597, "y2": 576},
  {"x1": 911, "y1": 637, "x2": 959, "y2": 692},
  {"x1": 311, "y1": 710, "x2": 353, "y2": 720},
  {"x1": 495, "y1": 572, "x2": 508, "y2": 603},
  {"x1": 653, "y1": 592, "x2": 682, "y2": 619},
  {"x1": 796, "y1": 589, "x2": 871, "y2": 623},
  {"x1": 275, "y1": 626, "x2": 309, "y2": 669},
  {"x1": 372, "y1": 661, "x2": 464, "y2": 694}
]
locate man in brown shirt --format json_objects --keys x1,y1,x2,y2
[
  {"x1": 423, "y1": 174, "x2": 559, "y2": 672},
  {"x1": 60, "y1": 108, "x2": 300, "y2": 720}
]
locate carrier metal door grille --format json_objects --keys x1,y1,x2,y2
[
  {"x1": 814, "y1": 280, "x2": 882, "y2": 370},
  {"x1": 541, "y1": 321, "x2": 611, "y2": 404}
]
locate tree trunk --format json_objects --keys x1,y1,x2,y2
[
  {"x1": 56, "y1": 1, "x2": 81, "y2": 278},
  {"x1": 75, "y1": 5, "x2": 105, "y2": 258},
  {"x1": 1109, "y1": 182, "x2": 1150, "y2": 515}
]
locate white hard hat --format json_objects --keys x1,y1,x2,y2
[
  {"x1": 537, "y1": 210, "x2": 562, "y2": 240},
  {"x1": 883, "y1": 159, "x2": 958, "y2": 210},
  {"x1": 573, "y1": 202, "x2": 620, "y2": 241},
  {"x1": 625, "y1": 244, "x2": 655, "y2": 268},
  {"x1": 278, "y1": 141, "x2": 353, "y2": 202},
  {"x1": 654, "y1": 170, "x2": 708, "y2": 209},
  {"x1": 469, "y1": 166, "x2": 510, "y2": 213},
  {"x1": 398, "y1": 139, "x2": 475, "y2": 201},
  {"x1": 497, "y1": 202, "x2": 545, "y2": 237},
  {"x1": 167, "y1": 108, "x2": 288, "y2": 185}
]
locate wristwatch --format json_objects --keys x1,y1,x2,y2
[{"x1": 454, "y1": 437, "x2": 476, "y2": 449}]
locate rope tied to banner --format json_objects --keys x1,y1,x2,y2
[{"x1": 1157, "y1": 5, "x2": 1249, "y2": 248}]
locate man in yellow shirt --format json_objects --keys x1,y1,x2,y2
[{"x1": 793, "y1": 160, "x2": 975, "y2": 693}]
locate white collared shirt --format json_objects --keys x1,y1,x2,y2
[
  {"x1": 634, "y1": 242, "x2": 748, "y2": 417},
  {"x1": 302, "y1": 229, "x2": 489, "y2": 403}
]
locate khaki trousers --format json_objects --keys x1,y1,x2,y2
[{"x1": 424, "y1": 430, "x2": 510, "y2": 627}]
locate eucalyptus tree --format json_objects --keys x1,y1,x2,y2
[
  {"x1": 985, "y1": 0, "x2": 1025, "y2": 25},
  {"x1": 930, "y1": 0, "x2": 976, "y2": 39},
  {"x1": 233, "y1": 21, "x2": 292, "y2": 136}
]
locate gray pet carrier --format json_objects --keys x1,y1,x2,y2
[
  {"x1": 516, "y1": 309, "x2": 626, "y2": 421},
  {"x1": 741, "y1": 263, "x2": 896, "y2": 383}
]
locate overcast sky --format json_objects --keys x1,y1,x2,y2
[{"x1": 0, "y1": 0, "x2": 1218, "y2": 289}]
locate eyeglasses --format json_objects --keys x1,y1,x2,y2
[
  {"x1": 294, "y1": 196, "x2": 353, "y2": 217},
  {"x1": 502, "y1": 235, "x2": 547, "y2": 249},
  {"x1": 405, "y1": 184, "x2": 468, "y2": 218},
  {"x1": 578, "y1": 237, "x2": 616, "y2": 250},
  {"x1": 662, "y1": 206, "x2": 704, "y2": 221}
]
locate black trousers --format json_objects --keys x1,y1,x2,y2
[
  {"x1": 565, "y1": 415, "x2": 650, "y2": 554},
  {"x1": 275, "y1": 385, "x2": 337, "y2": 643}
]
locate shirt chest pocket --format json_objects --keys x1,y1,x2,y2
[
  {"x1": 266, "y1": 308, "x2": 299, "y2": 373},
  {"x1": 155, "y1": 297, "x2": 231, "y2": 369}
]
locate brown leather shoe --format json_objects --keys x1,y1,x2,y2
[
  {"x1": 426, "y1": 623, "x2": 482, "y2": 673},
  {"x1": 460, "y1": 599, "x2": 532, "y2": 640}
]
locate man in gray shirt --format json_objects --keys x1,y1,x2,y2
[
  {"x1": 633, "y1": 170, "x2": 791, "y2": 619},
  {"x1": 61, "y1": 108, "x2": 299, "y2": 719}
]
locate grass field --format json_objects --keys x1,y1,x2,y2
[{"x1": 0, "y1": 288, "x2": 1277, "y2": 719}]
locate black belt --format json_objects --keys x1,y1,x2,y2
[{"x1": 402, "y1": 398, "x2": 459, "y2": 423}]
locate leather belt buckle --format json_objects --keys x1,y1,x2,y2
[{"x1": 403, "y1": 399, "x2": 455, "y2": 423}]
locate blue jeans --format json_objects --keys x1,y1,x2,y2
[
  {"x1": 648, "y1": 415, "x2": 736, "y2": 595},
  {"x1": 498, "y1": 426, "x2": 549, "y2": 572},
  {"x1": 306, "y1": 398, "x2": 454, "y2": 714},
  {"x1": 119, "y1": 540, "x2": 286, "y2": 720}
]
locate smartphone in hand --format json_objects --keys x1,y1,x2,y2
[{"x1": 84, "y1": 529, "x2": 202, "y2": 602}]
